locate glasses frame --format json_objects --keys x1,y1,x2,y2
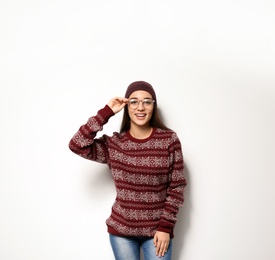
[{"x1": 127, "y1": 98, "x2": 155, "y2": 109}]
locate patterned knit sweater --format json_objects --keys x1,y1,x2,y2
[{"x1": 69, "y1": 105, "x2": 187, "y2": 238}]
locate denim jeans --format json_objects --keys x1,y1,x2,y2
[{"x1": 109, "y1": 234, "x2": 173, "y2": 260}]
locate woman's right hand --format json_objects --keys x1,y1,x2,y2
[{"x1": 107, "y1": 97, "x2": 128, "y2": 114}]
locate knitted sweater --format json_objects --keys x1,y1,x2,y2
[{"x1": 69, "y1": 105, "x2": 187, "y2": 238}]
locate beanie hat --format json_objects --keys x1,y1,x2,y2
[{"x1": 125, "y1": 81, "x2": 157, "y2": 104}]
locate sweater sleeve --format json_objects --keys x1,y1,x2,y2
[
  {"x1": 68, "y1": 105, "x2": 115, "y2": 164},
  {"x1": 157, "y1": 133, "x2": 187, "y2": 236}
]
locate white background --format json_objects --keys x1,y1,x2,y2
[{"x1": 0, "y1": 0, "x2": 275, "y2": 259}]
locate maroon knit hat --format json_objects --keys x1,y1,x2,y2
[{"x1": 125, "y1": 81, "x2": 157, "y2": 103}]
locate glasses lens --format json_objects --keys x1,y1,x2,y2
[
  {"x1": 143, "y1": 99, "x2": 153, "y2": 106},
  {"x1": 128, "y1": 99, "x2": 139, "y2": 108},
  {"x1": 128, "y1": 99, "x2": 154, "y2": 108}
]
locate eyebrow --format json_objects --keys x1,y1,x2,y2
[{"x1": 129, "y1": 97, "x2": 153, "y2": 100}]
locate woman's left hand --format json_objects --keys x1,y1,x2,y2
[{"x1": 153, "y1": 231, "x2": 170, "y2": 257}]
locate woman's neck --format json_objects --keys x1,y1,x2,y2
[{"x1": 129, "y1": 125, "x2": 153, "y2": 139}]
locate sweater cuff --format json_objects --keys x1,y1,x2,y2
[
  {"x1": 97, "y1": 105, "x2": 115, "y2": 123},
  {"x1": 157, "y1": 220, "x2": 173, "y2": 234},
  {"x1": 157, "y1": 226, "x2": 172, "y2": 235}
]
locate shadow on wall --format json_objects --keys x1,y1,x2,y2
[
  {"x1": 86, "y1": 165, "x2": 115, "y2": 198},
  {"x1": 173, "y1": 164, "x2": 191, "y2": 260}
]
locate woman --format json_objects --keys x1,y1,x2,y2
[{"x1": 69, "y1": 81, "x2": 187, "y2": 259}]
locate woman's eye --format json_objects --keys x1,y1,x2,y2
[{"x1": 130, "y1": 100, "x2": 138, "y2": 105}]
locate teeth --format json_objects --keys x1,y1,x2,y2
[{"x1": 136, "y1": 114, "x2": 145, "y2": 116}]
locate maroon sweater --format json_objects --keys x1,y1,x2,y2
[{"x1": 69, "y1": 105, "x2": 187, "y2": 238}]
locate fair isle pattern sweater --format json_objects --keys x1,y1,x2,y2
[{"x1": 69, "y1": 105, "x2": 187, "y2": 238}]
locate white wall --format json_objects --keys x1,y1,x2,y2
[{"x1": 1, "y1": 0, "x2": 275, "y2": 259}]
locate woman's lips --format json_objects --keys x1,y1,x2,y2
[{"x1": 135, "y1": 113, "x2": 146, "y2": 119}]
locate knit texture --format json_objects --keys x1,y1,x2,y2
[{"x1": 69, "y1": 105, "x2": 187, "y2": 238}]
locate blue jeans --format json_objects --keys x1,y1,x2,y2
[{"x1": 109, "y1": 234, "x2": 173, "y2": 260}]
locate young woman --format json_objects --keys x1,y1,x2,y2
[{"x1": 69, "y1": 81, "x2": 187, "y2": 260}]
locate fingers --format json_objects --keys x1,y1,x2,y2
[
  {"x1": 109, "y1": 97, "x2": 128, "y2": 106},
  {"x1": 155, "y1": 241, "x2": 169, "y2": 257},
  {"x1": 154, "y1": 231, "x2": 170, "y2": 257},
  {"x1": 153, "y1": 234, "x2": 157, "y2": 247},
  {"x1": 112, "y1": 97, "x2": 128, "y2": 103},
  {"x1": 107, "y1": 97, "x2": 128, "y2": 114}
]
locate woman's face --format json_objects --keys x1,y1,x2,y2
[{"x1": 127, "y1": 90, "x2": 154, "y2": 128}]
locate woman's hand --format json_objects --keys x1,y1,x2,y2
[
  {"x1": 153, "y1": 231, "x2": 170, "y2": 257},
  {"x1": 107, "y1": 97, "x2": 128, "y2": 114}
]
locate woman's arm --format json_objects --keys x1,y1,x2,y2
[
  {"x1": 68, "y1": 105, "x2": 115, "y2": 164},
  {"x1": 68, "y1": 97, "x2": 128, "y2": 163},
  {"x1": 157, "y1": 132, "x2": 187, "y2": 234}
]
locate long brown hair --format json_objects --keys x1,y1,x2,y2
[{"x1": 120, "y1": 104, "x2": 170, "y2": 133}]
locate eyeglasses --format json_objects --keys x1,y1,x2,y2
[{"x1": 128, "y1": 98, "x2": 155, "y2": 109}]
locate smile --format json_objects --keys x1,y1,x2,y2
[{"x1": 135, "y1": 113, "x2": 146, "y2": 118}]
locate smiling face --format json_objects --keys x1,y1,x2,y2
[{"x1": 127, "y1": 90, "x2": 154, "y2": 129}]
